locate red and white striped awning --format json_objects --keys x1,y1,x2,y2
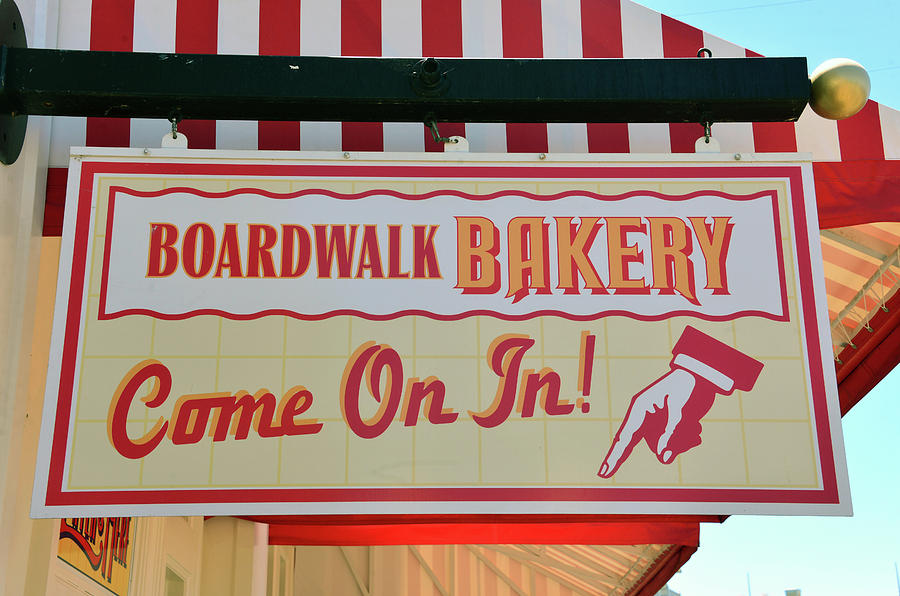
[
  {"x1": 41, "y1": 0, "x2": 900, "y2": 161},
  {"x1": 38, "y1": 1, "x2": 899, "y2": 592}
]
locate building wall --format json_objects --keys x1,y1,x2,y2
[{"x1": 0, "y1": 0, "x2": 57, "y2": 591}]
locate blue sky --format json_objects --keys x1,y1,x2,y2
[
  {"x1": 638, "y1": 0, "x2": 900, "y2": 108},
  {"x1": 667, "y1": 369, "x2": 900, "y2": 595},
  {"x1": 633, "y1": 1, "x2": 899, "y2": 594}
]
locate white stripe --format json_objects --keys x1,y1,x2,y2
[
  {"x1": 542, "y1": 0, "x2": 588, "y2": 153},
  {"x1": 461, "y1": 0, "x2": 503, "y2": 57},
  {"x1": 130, "y1": 119, "x2": 172, "y2": 151},
  {"x1": 621, "y1": 1, "x2": 669, "y2": 153},
  {"x1": 540, "y1": 0, "x2": 582, "y2": 59},
  {"x1": 50, "y1": 0, "x2": 91, "y2": 166},
  {"x1": 133, "y1": 0, "x2": 175, "y2": 52},
  {"x1": 708, "y1": 122, "x2": 755, "y2": 154},
  {"x1": 218, "y1": 0, "x2": 260, "y2": 150},
  {"x1": 300, "y1": 122, "x2": 342, "y2": 151},
  {"x1": 796, "y1": 105, "x2": 841, "y2": 161},
  {"x1": 218, "y1": 0, "x2": 260, "y2": 55},
  {"x1": 382, "y1": 0, "x2": 423, "y2": 151},
  {"x1": 383, "y1": 123, "x2": 425, "y2": 152},
  {"x1": 462, "y1": 0, "x2": 504, "y2": 151},
  {"x1": 382, "y1": 0, "x2": 421, "y2": 57},
  {"x1": 49, "y1": 117, "x2": 87, "y2": 167},
  {"x1": 300, "y1": 0, "x2": 341, "y2": 150},
  {"x1": 301, "y1": 0, "x2": 341, "y2": 55},
  {"x1": 216, "y1": 121, "x2": 258, "y2": 151},
  {"x1": 879, "y1": 104, "x2": 900, "y2": 160},
  {"x1": 56, "y1": 0, "x2": 90, "y2": 50},
  {"x1": 27, "y1": 0, "x2": 53, "y2": 49},
  {"x1": 465, "y1": 123, "x2": 507, "y2": 152},
  {"x1": 621, "y1": 0, "x2": 663, "y2": 58},
  {"x1": 701, "y1": 32, "x2": 744, "y2": 58},
  {"x1": 131, "y1": 0, "x2": 177, "y2": 149},
  {"x1": 673, "y1": 354, "x2": 734, "y2": 393},
  {"x1": 628, "y1": 123, "x2": 671, "y2": 153},
  {"x1": 547, "y1": 124, "x2": 588, "y2": 153}
]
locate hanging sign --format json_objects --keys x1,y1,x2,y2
[{"x1": 32, "y1": 150, "x2": 850, "y2": 517}]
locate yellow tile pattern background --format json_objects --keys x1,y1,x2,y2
[{"x1": 67, "y1": 173, "x2": 820, "y2": 491}]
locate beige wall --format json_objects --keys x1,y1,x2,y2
[{"x1": 0, "y1": 0, "x2": 57, "y2": 591}]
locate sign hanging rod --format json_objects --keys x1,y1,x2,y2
[{"x1": 1, "y1": 50, "x2": 809, "y2": 125}]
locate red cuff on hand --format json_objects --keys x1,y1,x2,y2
[{"x1": 671, "y1": 326, "x2": 764, "y2": 393}]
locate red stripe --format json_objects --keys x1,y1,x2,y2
[
  {"x1": 581, "y1": 0, "x2": 628, "y2": 152},
  {"x1": 87, "y1": 0, "x2": 135, "y2": 147},
  {"x1": 342, "y1": 0, "x2": 383, "y2": 151},
  {"x1": 424, "y1": 123, "x2": 466, "y2": 152},
  {"x1": 422, "y1": 0, "x2": 461, "y2": 56},
  {"x1": 43, "y1": 168, "x2": 68, "y2": 236},
  {"x1": 580, "y1": 0, "x2": 622, "y2": 58},
  {"x1": 422, "y1": 0, "x2": 464, "y2": 151},
  {"x1": 175, "y1": 0, "x2": 217, "y2": 52},
  {"x1": 341, "y1": 122, "x2": 384, "y2": 152},
  {"x1": 259, "y1": 121, "x2": 301, "y2": 151},
  {"x1": 837, "y1": 100, "x2": 885, "y2": 161},
  {"x1": 501, "y1": 0, "x2": 547, "y2": 152},
  {"x1": 506, "y1": 123, "x2": 548, "y2": 154},
  {"x1": 751, "y1": 122, "x2": 798, "y2": 152},
  {"x1": 746, "y1": 49, "x2": 797, "y2": 152},
  {"x1": 259, "y1": 0, "x2": 301, "y2": 150},
  {"x1": 501, "y1": 0, "x2": 542, "y2": 58},
  {"x1": 176, "y1": 0, "x2": 218, "y2": 149},
  {"x1": 89, "y1": 0, "x2": 134, "y2": 51},
  {"x1": 585, "y1": 123, "x2": 630, "y2": 153},
  {"x1": 661, "y1": 15, "x2": 704, "y2": 153}
]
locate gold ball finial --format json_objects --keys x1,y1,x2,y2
[{"x1": 809, "y1": 58, "x2": 871, "y2": 120}]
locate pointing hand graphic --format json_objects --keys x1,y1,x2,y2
[{"x1": 598, "y1": 326, "x2": 764, "y2": 478}]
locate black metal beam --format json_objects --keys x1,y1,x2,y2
[
  {"x1": 0, "y1": 0, "x2": 27, "y2": 164},
  {"x1": 0, "y1": 49, "x2": 809, "y2": 125}
]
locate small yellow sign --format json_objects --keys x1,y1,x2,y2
[{"x1": 58, "y1": 518, "x2": 134, "y2": 595}]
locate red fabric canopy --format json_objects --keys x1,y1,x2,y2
[
  {"x1": 247, "y1": 514, "x2": 718, "y2": 546},
  {"x1": 814, "y1": 160, "x2": 900, "y2": 229}
]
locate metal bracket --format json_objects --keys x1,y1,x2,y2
[
  {"x1": 0, "y1": 0, "x2": 27, "y2": 165},
  {"x1": 410, "y1": 57, "x2": 450, "y2": 97},
  {"x1": 426, "y1": 118, "x2": 459, "y2": 145}
]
